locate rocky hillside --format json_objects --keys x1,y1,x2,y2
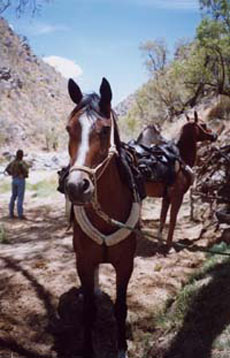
[
  {"x1": 115, "y1": 93, "x2": 136, "y2": 118},
  {"x1": 0, "y1": 17, "x2": 73, "y2": 152}
]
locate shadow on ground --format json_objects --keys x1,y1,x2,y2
[
  {"x1": 150, "y1": 259, "x2": 230, "y2": 358},
  {"x1": 51, "y1": 287, "x2": 118, "y2": 358}
]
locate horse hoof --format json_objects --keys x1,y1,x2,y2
[{"x1": 118, "y1": 350, "x2": 126, "y2": 358}]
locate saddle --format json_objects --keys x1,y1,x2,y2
[
  {"x1": 125, "y1": 140, "x2": 181, "y2": 186},
  {"x1": 57, "y1": 141, "x2": 190, "y2": 203},
  {"x1": 57, "y1": 156, "x2": 146, "y2": 202}
]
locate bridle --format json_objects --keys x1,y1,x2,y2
[
  {"x1": 69, "y1": 109, "x2": 118, "y2": 204},
  {"x1": 196, "y1": 121, "x2": 217, "y2": 141}
]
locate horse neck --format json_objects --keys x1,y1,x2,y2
[
  {"x1": 96, "y1": 156, "x2": 133, "y2": 222},
  {"x1": 177, "y1": 129, "x2": 197, "y2": 168}
]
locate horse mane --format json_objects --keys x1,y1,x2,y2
[
  {"x1": 71, "y1": 93, "x2": 101, "y2": 117},
  {"x1": 111, "y1": 110, "x2": 122, "y2": 153}
]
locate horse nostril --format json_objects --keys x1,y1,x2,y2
[
  {"x1": 82, "y1": 178, "x2": 90, "y2": 192},
  {"x1": 67, "y1": 182, "x2": 76, "y2": 195},
  {"x1": 67, "y1": 176, "x2": 93, "y2": 204}
]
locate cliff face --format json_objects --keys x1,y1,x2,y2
[{"x1": 0, "y1": 17, "x2": 73, "y2": 152}]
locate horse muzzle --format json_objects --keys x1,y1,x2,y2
[{"x1": 66, "y1": 174, "x2": 94, "y2": 205}]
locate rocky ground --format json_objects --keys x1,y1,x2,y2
[{"x1": 0, "y1": 167, "x2": 222, "y2": 358}]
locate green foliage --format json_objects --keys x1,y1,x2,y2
[
  {"x1": 0, "y1": 131, "x2": 6, "y2": 146},
  {"x1": 0, "y1": 120, "x2": 11, "y2": 146},
  {"x1": 156, "y1": 242, "x2": 230, "y2": 335},
  {"x1": 197, "y1": 18, "x2": 227, "y2": 43},
  {"x1": 0, "y1": 174, "x2": 57, "y2": 196},
  {"x1": 124, "y1": 111, "x2": 141, "y2": 135},
  {"x1": 0, "y1": 180, "x2": 11, "y2": 194},
  {"x1": 134, "y1": 41, "x2": 210, "y2": 123},
  {"x1": 196, "y1": 0, "x2": 230, "y2": 96},
  {"x1": 0, "y1": 224, "x2": 9, "y2": 244},
  {"x1": 45, "y1": 126, "x2": 59, "y2": 151},
  {"x1": 127, "y1": 0, "x2": 230, "y2": 128},
  {"x1": 199, "y1": 0, "x2": 230, "y2": 31},
  {"x1": 28, "y1": 177, "x2": 57, "y2": 197}
]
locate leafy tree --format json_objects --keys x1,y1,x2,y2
[
  {"x1": 140, "y1": 39, "x2": 168, "y2": 75},
  {"x1": 174, "y1": 38, "x2": 192, "y2": 61},
  {"x1": 121, "y1": 0, "x2": 230, "y2": 132},
  {"x1": 196, "y1": 0, "x2": 230, "y2": 96},
  {"x1": 137, "y1": 39, "x2": 208, "y2": 122},
  {"x1": 199, "y1": 0, "x2": 230, "y2": 31}
]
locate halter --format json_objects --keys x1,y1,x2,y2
[
  {"x1": 69, "y1": 109, "x2": 140, "y2": 246},
  {"x1": 69, "y1": 110, "x2": 118, "y2": 203}
]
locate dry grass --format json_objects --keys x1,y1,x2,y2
[{"x1": 207, "y1": 95, "x2": 230, "y2": 121}]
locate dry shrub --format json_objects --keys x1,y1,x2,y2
[{"x1": 207, "y1": 95, "x2": 230, "y2": 120}]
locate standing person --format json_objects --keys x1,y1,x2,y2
[{"x1": 5, "y1": 149, "x2": 29, "y2": 219}]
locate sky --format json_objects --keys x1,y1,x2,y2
[{"x1": 2, "y1": 0, "x2": 201, "y2": 105}]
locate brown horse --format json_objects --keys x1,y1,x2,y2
[
  {"x1": 65, "y1": 78, "x2": 140, "y2": 358},
  {"x1": 139, "y1": 112, "x2": 217, "y2": 247}
]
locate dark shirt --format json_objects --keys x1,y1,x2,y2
[{"x1": 5, "y1": 159, "x2": 29, "y2": 178}]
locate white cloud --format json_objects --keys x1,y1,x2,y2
[
  {"x1": 43, "y1": 56, "x2": 83, "y2": 79},
  {"x1": 27, "y1": 22, "x2": 69, "y2": 36}
]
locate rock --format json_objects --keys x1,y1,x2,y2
[{"x1": 0, "y1": 67, "x2": 11, "y2": 81}]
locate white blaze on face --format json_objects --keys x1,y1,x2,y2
[
  {"x1": 69, "y1": 113, "x2": 91, "y2": 182},
  {"x1": 77, "y1": 114, "x2": 91, "y2": 166}
]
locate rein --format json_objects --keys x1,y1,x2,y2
[{"x1": 70, "y1": 111, "x2": 140, "y2": 246}]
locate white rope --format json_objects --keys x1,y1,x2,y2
[{"x1": 74, "y1": 202, "x2": 140, "y2": 246}]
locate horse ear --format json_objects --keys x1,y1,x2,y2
[
  {"x1": 186, "y1": 114, "x2": 190, "y2": 122},
  {"x1": 194, "y1": 111, "x2": 199, "y2": 123},
  {"x1": 99, "y1": 77, "x2": 112, "y2": 118},
  {"x1": 68, "y1": 78, "x2": 83, "y2": 104}
]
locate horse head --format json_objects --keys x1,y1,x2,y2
[
  {"x1": 185, "y1": 111, "x2": 218, "y2": 143},
  {"x1": 66, "y1": 78, "x2": 117, "y2": 205}
]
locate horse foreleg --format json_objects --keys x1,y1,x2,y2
[
  {"x1": 158, "y1": 197, "x2": 170, "y2": 240},
  {"x1": 77, "y1": 261, "x2": 96, "y2": 358},
  {"x1": 94, "y1": 265, "x2": 100, "y2": 293},
  {"x1": 166, "y1": 194, "x2": 184, "y2": 248},
  {"x1": 114, "y1": 261, "x2": 134, "y2": 357}
]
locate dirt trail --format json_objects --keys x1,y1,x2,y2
[{"x1": 0, "y1": 181, "x2": 219, "y2": 358}]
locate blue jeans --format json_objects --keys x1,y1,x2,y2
[{"x1": 9, "y1": 177, "x2": 25, "y2": 218}]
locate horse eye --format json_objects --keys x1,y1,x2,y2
[{"x1": 66, "y1": 125, "x2": 70, "y2": 133}]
